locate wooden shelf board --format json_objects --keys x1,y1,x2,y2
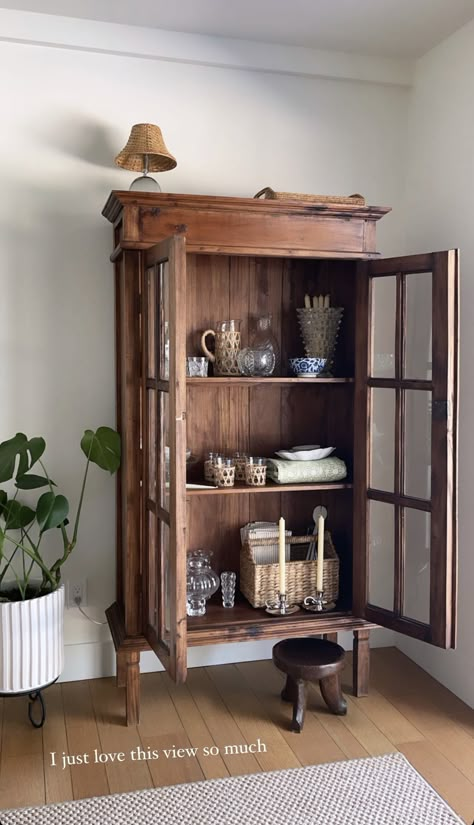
[
  {"x1": 186, "y1": 481, "x2": 352, "y2": 496},
  {"x1": 189, "y1": 599, "x2": 347, "y2": 627},
  {"x1": 186, "y1": 599, "x2": 377, "y2": 645},
  {"x1": 186, "y1": 376, "x2": 354, "y2": 386}
]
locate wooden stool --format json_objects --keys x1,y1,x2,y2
[{"x1": 272, "y1": 638, "x2": 347, "y2": 733}]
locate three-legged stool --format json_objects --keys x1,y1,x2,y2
[{"x1": 272, "y1": 638, "x2": 347, "y2": 733}]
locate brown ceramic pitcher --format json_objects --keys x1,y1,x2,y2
[{"x1": 200, "y1": 320, "x2": 241, "y2": 376}]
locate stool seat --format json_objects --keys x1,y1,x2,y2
[
  {"x1": 272, "y1": 637, "x2": 347, "y2": 733},
  {"x1": 273, "y1": 638, "x2": 345, "y2": 680}
]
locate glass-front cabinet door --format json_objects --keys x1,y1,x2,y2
[
  {"x1": 354, "y1": 251, "x2": 459, "y2": 647},
  {"x1": 143, "y1": 236, "x2": 187, "y2": 680}
]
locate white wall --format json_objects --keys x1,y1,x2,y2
[
  {"x1": 0, "y1": 13, "x2": 410, "y2": 679},
  {"x1": 395, "y1": 18, "x2": 474, "y2": 708}
]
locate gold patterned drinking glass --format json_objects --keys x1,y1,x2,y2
[
  {"x1": 245, "y1": 457, "x2": 267, "y2": 486},
  {"x1": 214, "y1": 457, "x2": 236, "y2": 487}
]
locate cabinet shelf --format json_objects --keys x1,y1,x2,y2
[
  {"x1": 186, "y1": 481, "x2": 353, "y2": 496},
  {"x1": 187, "y1": 376, "x2": 354, "y2": 386},
  {"x1": 186, "y1": 600, "x2": 375, "y2": 646}
]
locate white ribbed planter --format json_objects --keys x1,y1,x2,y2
[{"x1": 0, "y1": 585, "x2": 64, "y2": 693}]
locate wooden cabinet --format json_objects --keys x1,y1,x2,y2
[{"x1": 103, "y1": 192, "x2": 459, "y2": 725}]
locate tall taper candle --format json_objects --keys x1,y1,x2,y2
[
  {"x1": 316, "y1": 515, "x2": 325, "y2": 591},
  {"x1": 279, "y1": 517, "x2": 286, "y2": 593}
]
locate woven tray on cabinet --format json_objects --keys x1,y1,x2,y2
[
  {"x1": 240, "y1": 533, "x2": 339, "y2": 608},
  {"x1": 254, "y1": 187, "x2": 366, "y2": 206}
]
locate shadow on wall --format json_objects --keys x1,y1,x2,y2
[{"x1": 33, "y1": 112, "x2": 121, "y2": 168}]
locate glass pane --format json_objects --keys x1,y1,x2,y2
[
  {"x1": 160, "y1": 520, "x2": 171, "y2": 641},
  {"x1": 403, "y1": 508, "x2": 430, "y2": 624},
  {"x1": 371, "y1": 276, "x2": 396, "y2": 377},
  {"x1": 404, "y1": 391, "x2": 431, "y2": 500},
  {"x1": 146, "y1": 267, "x2": 156, "y2": 379},
  {"x1": 370, "y1": 388, "x2": 395, "y2": 492},
  {"x1": 147, "y1": 389, "x2": 157, "y2": 501},
  {"x1": 159, "y1": 261, "x2": 170, "y2": 381},
  {"x1": 159, "y1": 391, "x2": 170, "y2": 510},
  {"x1": 405, "y1": 272, "x2": 432, "y2": 380},
  {"x1": 368, "y1": 500, "x2": 394, "y2": 611},
  {"x1": 147, "y1": 510, "x2": 158, "y2": 631}
]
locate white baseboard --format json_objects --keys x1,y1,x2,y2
[{"x1": 59, "y1": 627, "x2": 395, "y2": 683}]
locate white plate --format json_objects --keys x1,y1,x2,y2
[
  {"x1": 275, "y1": 447, "x2": 335, "y2": 461},
  {"x1": 291, "y1": 444, "x2": 320, "y2": 451}
]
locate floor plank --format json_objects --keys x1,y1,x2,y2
[
  {"x1": 0, "y1": 695, "x2": 45, "y2": 809},
  {"x1": 186, "y1": 668, "x2": 262, "y2": 776},
  {"x1": 348, "y1": 689, "x2": 424, "y2": 745},
  {"x1": 89, "y1": 677, "x2": 154, "y2": 794},
  {"x1": 62, "y1": 680, "x2": 110, "y2": 800},
  {"x1": 162, "y1": 672, "x2": 229, "y2": 780},
  {"x1": 0, "y1": 754, "x2": 46, "y2": 809},
  {"x1": 137, "y1": 672, "x2": 205, "y2": 787},
  {"x1": 42, "y1": 684, "x2": 73, "y2": 804},
  {"x1": 372, "y1": 648, "x2": 474, "y2": 737}
]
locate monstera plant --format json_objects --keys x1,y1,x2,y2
[{"x1": 0, "y1": 427, "x2": 120, "y2": 697}]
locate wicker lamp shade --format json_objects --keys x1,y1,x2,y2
[{"x1": 115, "y1": 123, "x2": 177, "y2": 172}]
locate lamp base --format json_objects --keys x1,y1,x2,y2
[{"x1": 129, "y1": 174, "x2": 161, "y2": 192}]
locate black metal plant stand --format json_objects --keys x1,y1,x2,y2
[
  {"x1": 27, "y1": 689, "x2": 46, "y2": 727},
  {"x1": 0, "y1": 678, "x2": 58, "y2": 728}
]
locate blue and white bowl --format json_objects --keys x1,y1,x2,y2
[{"x1": 289, "y1": 357, "x2": 327, "y2": 377}]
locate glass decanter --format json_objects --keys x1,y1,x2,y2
[
  {"x1": 186, "y1": 550, "x2": 220, "y2": 616},
  {"x1": 250, "y1": 314, "x2": 280, "y2": 375}
]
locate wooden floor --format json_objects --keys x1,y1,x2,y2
[{"x1": 1, "y1": 647, "x2": 474, "y2": 822}]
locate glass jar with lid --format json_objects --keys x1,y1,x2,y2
[{"x1": 186, "y1": 550, "x2": 220, "y2": 616}]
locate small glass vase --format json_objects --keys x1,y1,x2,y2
[{"x1": 186, "y1": 550, "x2": 220, "y2": 616}]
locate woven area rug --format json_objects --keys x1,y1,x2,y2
[{"x1": 1, "y1": 752, "x2": 464, "y2": 825}]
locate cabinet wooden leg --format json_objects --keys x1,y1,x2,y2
[
  {"x1": 320, "y1": 674, "x2": 347, "y2": 715},
  {"x1": 125, "y1": 651, "x2": 140, "y2": 725},
  {"x1": 353, "y1": 629, "x2": 370, "y2": 696},
  {"x1": 291, "y1": 679, "x2": 306, "y2": 733},
  {"x1": 324, "y1": 632, "x2": 338, "y2": 643},
  {"x1": 116, "y1": 651, "x2": 127, "y2": 688}
]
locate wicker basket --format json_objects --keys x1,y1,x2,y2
[
  {"x1": 254, "y1": 187, "x2": 366, "y2": 206},
  {"x1": 240, "y1": 532, "x2": 339, "y2": 608}
]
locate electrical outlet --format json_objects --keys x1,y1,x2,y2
[{"x1": 67, "y1": 579, "x2": 87, "y2": 609}]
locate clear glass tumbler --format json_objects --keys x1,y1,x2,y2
[
  {"x1": 186, "y1": 356, "x2": 209, "y2": 377},
  {"x1": 221, "y1": 571, "x2": 237, "y2": 608}
]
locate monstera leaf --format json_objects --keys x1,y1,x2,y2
[
  {"x1": 15, "y1": 473, "x2": 55, "y2": 490},
  {"x1": 80, "y1": 427, "x2": 121, "y2": 473},
  {"x1": 0, "y1": 434, "x2": 45, "y2": 483},
  {"x1": 0, "y1": 498, "x2": 35, "y2": 530},
  {"x1": 36, "y1": 492, "x2": 69, "y2": 532}
]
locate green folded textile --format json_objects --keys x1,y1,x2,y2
[{"x1": 266, "y1": 456, "x2": 347, "y2": 484}]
